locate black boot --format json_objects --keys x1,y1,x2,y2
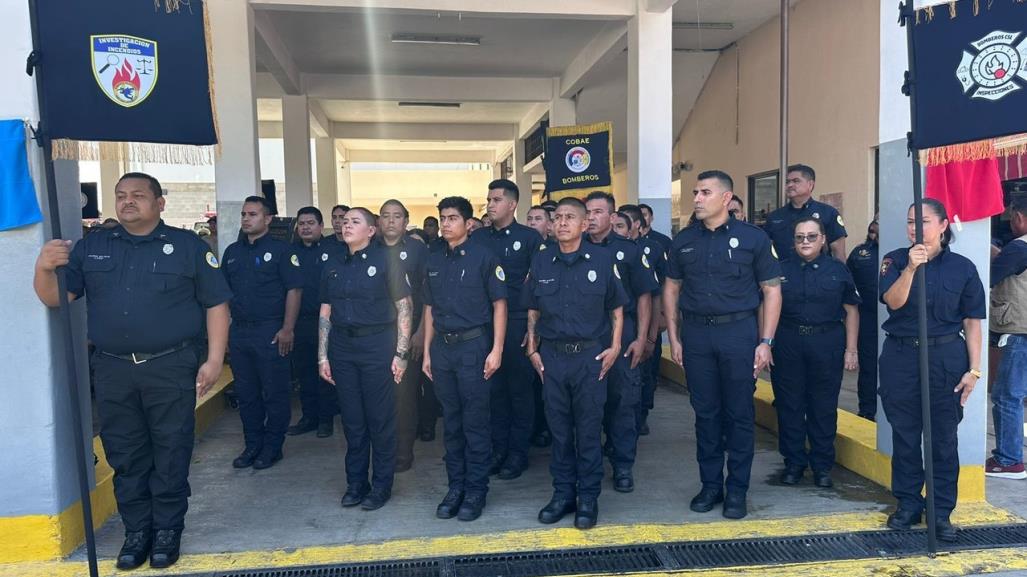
[
  {"x1": 286, "y1": 416, "x2": 318, "y2": 436},
  {"x1": 116, "y1": 531, "x2": 151, "y2": 570},
  {"x1": 149, "y1": 529, "x2": 181, "y2": 569}
]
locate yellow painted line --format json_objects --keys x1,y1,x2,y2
[
  {"x1": 0, "y1": 502, "x2": 1019, "y2": 577},
  {"x1": 0, "y1": 368, "x2": 232, "y2": 564}
]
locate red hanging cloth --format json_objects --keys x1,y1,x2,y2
[{"x1": 924, "y1": 156, "x2": 1005, "y2": 223}]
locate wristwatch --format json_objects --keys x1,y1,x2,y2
[
  {"x1": 395, "y1": 350, "x2": 411, "y2": 361},
  {"x1": 968, "y1": 368, "x2": 982, "y2": 379},
  {"x1": 759, "y1": 337, "x2": 775, "y2": 347}
]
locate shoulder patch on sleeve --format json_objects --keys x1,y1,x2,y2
[
  {"x1": 613, "y1": 264, "x2": 621, "y2": 279},
  {"x1": 837, "y1": 214, "x2": 845, "y2": 227},
  {"x1": 880, "y1": 257, "x2": 892, "y2": 276},
  {"x1": 642, "y1": 254, "x2": 651, "y2": 269},
  {"x1": 205, "y1": 252, "x2": 220, "y2": 268},
  {"x1": 290, "y1": 254, "x2": 300, "y2": 267},
  {"x1": 771, "y1": 245, "x2": 779, "y2": 259},
  {"x1": 495, "y1": 266, "x2": 506, "y2": 281}
]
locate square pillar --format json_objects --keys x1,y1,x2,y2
[
  {"x1": 97, "y1": 159, "x2": 122, "y2": 219},
  {"x1": 314, "y1": 137, "x2": 337, "y2": 211},
  {"x1": 282, "y1": 94, "x2": 313, "y2": 214}
]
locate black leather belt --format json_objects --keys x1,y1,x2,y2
[
  {"x1": 438, "y1": 326, "x2": 485, "y2": 345},
  {"x1": 682, "y1": 310, "x2": 755, "y2": 326},
  {"x1": 887, "y1": 333, "x2": 962, "y2": 347},
  {"x1": 339, "y1": 324, "x2": 390, "y2": 338},
  {"x1": 781, "y1": 321, "x2": 842, "y2": 336},
  {"x1": 100, "y1": 341, "x2": 192, "y2": 365},
  {"x1": 544, "y1": 339, "x2": 599, "y2": 354}
]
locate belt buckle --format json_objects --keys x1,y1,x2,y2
[
  {"x1": 131, "y1": 353, "x2": 147, "y2": 365},
  {"x1": 911, "y1": 337, "x2": 920, "y2": 347},
  {"x1": 567, "y1": 342, "x2": 582, "y2": 354},
  {"x1": 443, "y1": 333, "x2": 458, "y2": 345},
  {"x1": 799, "y1": 326, "x2": 813, "y2": 336},
  {"x1": 704, "y1": 316, "x2": 716, "y2": 326}
]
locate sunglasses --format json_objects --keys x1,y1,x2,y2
[{"x1": 793, "y1": 233, "x2": 822, "y2": 244}]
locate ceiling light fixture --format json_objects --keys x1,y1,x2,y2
[
  {"x1": 672, "y1": 21, "x2": 734, "y2": 30},
  {"x1": 397, "y1": 102, "x2": 461, "y2": 108},
  {"x1": 391, "y1": 33, "x2": 481, "y2": 46}
]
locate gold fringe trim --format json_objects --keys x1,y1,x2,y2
[
  {"x1": 51, "y1": 140, "x2": 217, "y2": 165},
  {"x1": 916, "y1": 0, "x2": 1024, "y2": 22},
  {"x1": 202, "y1": 0, "x2": 222, "y2": 158},
  {"x1": 919, "y1": 133, "x2": 1027, "y2": 166}
]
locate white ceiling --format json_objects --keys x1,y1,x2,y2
[
  {"x1": 671, "y1": 0, "x2": 785, "y2": 51},
  {"x1": 341, "y1": 139, "x2": 507, "y2": 151}
]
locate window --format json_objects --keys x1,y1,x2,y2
[{"x1": 748, "y1": 171, "x2": 780, "y2": 227}]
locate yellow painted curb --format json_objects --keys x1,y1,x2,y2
[{"x1": 0, "y1": 368, "x2": 232, "y2": 564}]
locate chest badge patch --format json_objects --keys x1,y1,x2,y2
[
  {"x1": 513, "y1": 241, "x2": 522, "y2": 251},
  {"x1": 643, "y1": 246, "x2": 651, "y2": 255},
  {"x1": 616, "y1": 250, "x2": 624, "y2": 261},
  {"x1": 812, "y1": 212, "x2": 821, "y2": 219},
  {"x1": 400, "y1": 251, "x2": 408, "y2": 261},
  {"x1": 587, "y1": 270, "x2": 597, "y2": 282},
  {"x1": 322, "y1": 252, "x2": 329, "y2": 261},
  {"x1": 367, "y1": 266, "x2": 377, "y2": 277},
  {"x1": 205, "y1": 252, "x2": 219, "y2": 268},
  {"x1": 263, "y1": 252, "x2": 272, "y2": 262},
  {"x1": 729, "y1": 237, "x2": 739, "y2": 249},
  {"x1": 162, "y1": 243, "x2": 174, "y2": 255},
  {"x1": 290, "y1": 254, "x2": 300, "y2": 267},
  {"x1": 496, "y1": 266, "x2": 506, "y2": 281}
]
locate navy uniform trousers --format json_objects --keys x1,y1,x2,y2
[
  {"x1": 856, "y1": 306, "x2": 879, "y2": 417},
  {"x1": 293, "y1": 315, "x2": 337, "y2": 424},
  {"x1": 605, "y1": 317, "x2": 642, "y2": 470},
  {"x1": 770, "y1": 323, "x2": 845, "y2": 472},
  {"x1": 542, "y1": 343, "x2": 608, "y2": 501},
  {"x1": 430, "y1": 332, "x2": 493, "y2": 496},
  {"x1": 681, "y1": 315, "x2": 758, "y2": 493},
  {"x1": 879, "y1": 336, "x2": 965, "y2": 515},
  {"x1": 329, "y1": 327, "x2": 397, "y2": 492},
  {"x1": 490, "y1": 316, "x2": 535, "y2": 460},
  {"x1": 229, "y1": 320, "x2": 292, "y2": 453},
  {"x1": 638, "y1": 332, "x2": 663, "y2": 427},
  {"x1": 93, "y1": 347, "x2": 198, "y2": 532}
]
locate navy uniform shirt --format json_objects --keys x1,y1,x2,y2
[
  {"x1": 643, "y1": 228, "x2": 673, "y2": 254},
  {"x1": 319, "y1": 242, "x2": 411, "y2": 329},
  {"x1": 65, "y1": 222, "x2": 232, "y2": 354},
  {"x1": 780, "y1": 253, "x2": 860, "y2": 325},
  {"x1": 222, "y1": 233, "x2": 304, "y2": 323},
  {"x1": 666, "y1": 217, "x2": 782, "y2": 315},
  {"x1": 637, "y1": 235, "x2": 667, "y2": 286},
  {"x1": 471, "y1": 222, "x2": 541, "y2": 316},
  {"x1": 424, "y1": 240, "x2": 507, "y2": 333},
  {"x1": 321, "y1": 234, "x2": 347, "y2": 256},
  {"x1": 846, "y1": 241, "x2": 879, "y2": 308},
  {"x1": 586, "y1": 232, "x2": 659, "y2": 315},
  {"x1": 991, "y1": 237, "x2": 1027, "y2": 288},
  {"x1": 763, "y1": 199, "x2": 848, "y2": 262},
  {"x1": 879, "y1": 246, "x2": 986, "y2": 337},
  {"x1": 294, "y1": 239, "x2": 335, "y2": 318},
  {"x1": 524, "y1": 243, "x2": 629, "y2": 340},
  {"x1": 381, "y1": 235, "x2": 429, "y2": 332}
]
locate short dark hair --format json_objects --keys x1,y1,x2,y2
[
  {"x1": 331, "y1": 204, "x2": 350, "y2": 215},
  {"x1": 346, "y1": 207, "x2": 377, "y2": 228},
  {"x1": 437, "y1": 196, "x2": 473, "y2": 221},
  {"x1": 469, "y1": 217, "x2": 483, "y2": 226},
  {"x1": 697, "y1": 170, "x2": 734, "y2": 192},
  {"x1": 380, "y1": 199, "x2": 409, "y2": 219},
  {"x1": 540, "y1": 199, "x2": 558, "y2": 211},
  {"x1": 557, "y1": 196, "x2": 587, "y2": 215},
  {"x1": 118, "y1": 172, "x2": 163, "y2": 197},
  {"x1": 1009, "y1": 196, "x2": 1027, "y2": 218},
  {"x1": 296, "y1": 206, "x2": 323, "y2": 224},
  {"x1": 584, "y1": 191, "x2": 616, "y2": 212},
  {"x1": 613, "y1": 210, "x2": 633, "y2": 227},
  {"x1": 528, "y1": 205, "x2": 552, "y2": 220},
  {"x1": 488, "y1": 179, "x2": 520, "y2": 202},
  {"x1": 792, "y1": 216, "x2": 826, "y2": 236},
  {"x1": 730, "y1": 194, "x2": 744, "y2": 206},
  {"x1": 911, "y1": 198, "x2": 954, "y2": 246},
  {"x1": 423, "y1": 216, "x2": 439, "y2": 225},
  {"x1": 639, "y1": 203, "x2": 654, "y2": 217},
  {"x1": 244, "y1": 195, "x2": 273, "y2": 215},
  {"x1": 787, "y1": 164, "x2": 816, "y2": 182},
  {"x1": 619, "y1": 204, "x2": 644, "y2": 227}
]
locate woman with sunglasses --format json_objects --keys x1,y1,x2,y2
[
  {"x1": 771, "y1": 217, "x2": 860, "y2": 489},
  {"x1": 878, "y1": 199, "x2": 985, "y2": 540}
]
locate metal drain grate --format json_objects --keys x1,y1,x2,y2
[{"x1": 186, "y1": 523, "x2": 1027, "y2": 577}]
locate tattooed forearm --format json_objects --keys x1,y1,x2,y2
[
  {"x1": 527, "y1": 309, "x2": 540, "y2": 352},
  {"x1": 318, "y1": 304, "x2": 331, "y2": 363},
  {"x1": 395, "y1": 296, "x2": 413, "y2": 354}
]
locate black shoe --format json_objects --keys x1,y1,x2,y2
[
  {"x1": 360, "y1": 488, "x2": 391, "y2": 511},
  {"x1": 613, "y1": 469, "x2": 634, "y2": 493},
  {"x1": 418, "y1": 425, "x2": 436, "y2": 442},
  {"x1": 232, "y1": 446, "x2": 261, "y2": 469},
  {"x1": 935, "y1": 516, "x2": 959, "y2": 542},
  {"x1": 574, "y1": 499, "x2": 598, "y2": 530},
  {"x1": 779, "y1": 466, "x2": 805, "y2": 485},
  {"x1": 498, "y1": 455, "x2": 528, "y2": 480},
  {"x1": 316, "y1": 420, "x2": 334, "y2": 438},
  {"x1": 149, "y1": 529, "x2": 181, "y2": 569},
  {"x1": 116, "y1": 531, "x2": 151, "y2": 570},
  {"x1": 436, "y1": 489, "x2": 464, "y2": 519},
  {"x1": 286, "y1": 416, "x2": 318, "y2": 436},
  {"x1": 252, "y1": 447, "x2": 282, "y2": 470},
  {"x1": 812, "y1": 470, "x2": 833, "y2": 488},
  {"x1": 538, "y1": 497, "x2": 576, "y2": 524},
  {"x1": 395, "y1": 459, "x2": 413, "y2": 473},
  {"x1": 638, "y1": 420, "x2": 650, "y2": 436},
  {"x1": 488, "y1": 452, "x2": 507, "y2": 476},
  {"x1": 531, "y1": 430, "x2": 552, "y2": 447},
  {"x1": 887, "y1": 508, "x2": 923, "y2": 530},
  {"x1": 723, "y1": 492, "x2": 747, "y2": 519},
  {"x1": 457, "y1": 494, "x2": 486, "y2": 521},
  {"x1": 341, "y1": 484, "x2": 369, "y2": 507},
  {"x1": 689, "y1": 487, "x2": 724, "y2": 513}
]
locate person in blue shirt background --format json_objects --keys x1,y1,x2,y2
[
  {"x1": 847, "y1": 219, "x2": 880, "y2": 421},
  {"x1": 222, "y1": 195, "x2": 303, "y2": 472},
  {"x1": 878, "y1": 198, "x2": 985, "y2": 541},
  {"x1": 772, "y1": 217, "x2": 860, "y2": 489},
  {"x1": 763, "y1": 164, "x2": 847, "y2": 262}
]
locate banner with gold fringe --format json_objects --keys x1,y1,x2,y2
[
  {"x1": 544, "y1": 122, "x2": 614, "y2": 200},
  {"x1": 35, "y1": 0, "x2": 218, "y2": 163}
]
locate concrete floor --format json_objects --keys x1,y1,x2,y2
[{"x1": 76, "y1": 383, "x2": 897, "y2": 560}]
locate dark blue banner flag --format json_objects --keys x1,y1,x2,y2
[
  {"x1": 35, "y1": 0, "x2": 216, "y2": 147},
  {"x1": 911, "y1": 1, "x2": 1027, "y2": 150},
  {"x1": 544, "y1": 122, "x2": 613, "y2": 198}
]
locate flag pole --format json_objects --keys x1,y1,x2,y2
[
  {"x1": 25, "y1": 0, "x2": 101, "y2": 575},
  {"x1": 900, "y1": 0, "x2": 938, "y2": 556}
]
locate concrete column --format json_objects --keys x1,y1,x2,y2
[
  {"x1": 627, "y1": 0, "x2": 673, "y2": 236},
  {"x1": 513, "y1": 138, "x2": 532, "y2": 222},
  {"x1": 282, "y1": 94, "x2": 313, "y2": 214},
  {"x1": 314, "y1": 137, "x2": 337, "y2": 211},
  {"x1": 0, "y1": 0, "x2": 95, "y2": 561},
  {"x1": 97, "y1": 159, "x2": 122, "y2": 218},
  {"x1": 549, "y1": 78, "x2": 576, "y2": 128},
  {"x1": 210, "y1": 0, "x2": 260, "y2": 256}
]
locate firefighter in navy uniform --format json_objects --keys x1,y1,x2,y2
[
  {"x1": 34, "y1": 173, "x2": 232, "y2": 570},
  {"x1": 222, "y1": 196, "x2": 303, "y2": 471},
  {"x1": 763, "y1": 164, "x2": 848, "y2": 262},
  {"x1": 664, "y1": 170, "x2": 782, "y2": 520},
  {"x1": 878, "y1": 199, "x2": 984, "y2": 541},
  {"x1": 846, "y1": 220, "x2": 880, "y2": 420},
  {"x1": 423, "y1": 196, "x2": 508, "y2": 521},
  {"x1": 584, "y1": 192, "x2": 658, "y2": 493},
  {"x1": 637, "y1": 203, "x2": 671, "y2": 434},
  {"x1": 471, "y1": 179, "x2": 542, "y2": 480},
  {"x1": 772, "y1": 217, "x2": 861, "y2": 488},
  {"x1": 526, "y1": 197, "x2": 628, "y2": 530},
  {"x1": 287, "y1": 206, "x2": 339, "y2": 438}
]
